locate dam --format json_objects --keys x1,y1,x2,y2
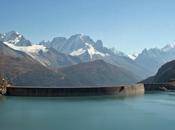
[
  {"x1": 2, "y1": 83, "x2": 175, "y2": 97},
  {"x1": 4, "y1": 84, "x2": 144, "y2": 97}
]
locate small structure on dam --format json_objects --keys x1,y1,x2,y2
[{"x1": 5, "y1": 84, "x2": 144, "y2": 97}]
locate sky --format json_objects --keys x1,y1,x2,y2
[{"x1": 1, "y1": 0, "x2": 175, "y2": 54}]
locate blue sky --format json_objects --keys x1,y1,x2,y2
[{"x1": 1, "y1": 0, "x2": 175, "y2": 54}]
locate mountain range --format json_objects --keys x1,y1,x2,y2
[
  {"x1": 0, "y1": 41, "x2": 63, "y2": 86},
  {"x1": 38, "y1": 33, "x2": 175, "y2": 78},
  {"x1": 135, "y1": 44, "x2": 175, "y2": 75},
  {"x1": 0, "y1": 41, "x2": 138, "y2": 86},
  {"x1": 1, "y1": 31, "x2": 175, "y2": 85}
]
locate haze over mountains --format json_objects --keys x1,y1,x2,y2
[
  {"x1": 57, "y1": 60, "x2": 139, "y2": 86},
  {"x1": 1, "y1": 31, "x2": 175, "y2": 85},
  {"x1": 0, "y1": 41, "x2": 138, "y2": 86},
  {"x1": 142, "y1": 60, "x2": 175, "y2": 84},
  {"x1": 0, "y1": 41, "x2": 63, "y2": 86},
  {"x1": 135, "y1": 44, "x2": 175, "y2": 75}
]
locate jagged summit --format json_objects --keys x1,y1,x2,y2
[
  {"x1": 39, "y1": 33, "x2": 113, "y2": 61},
  {"x1": 162, "y1": 43, "x2": 175, "y2": 51},
  {"x1": 0, "y1": 31, "x2": 32, "y2": 46},
  {"x1": 1, "y1": 31, "x2": 148, "y2": 81},
  {"x1": 4, "y1": 30, "x2": 175, "y2": 81}
]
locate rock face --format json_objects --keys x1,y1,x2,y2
[
  {"x1": 0, "y1": 41, "x2": 139, "y2": 86},
  {"x1": 40, "y1": 34, "x2": 112, "y2": 61},
  {"x1": 39, "y1": 33, "x2": 148, "y2": 80},
  {"x1": 153, "y1": 60, "x2": 175, "y2": 83},
  {"x1": 0, "y1": 41, "x2": 65, "y2": 86},
  {"x1": 3, "y1": 31, "x2": 175, "y2": 81},
  {"x1": 142, "y1": 60, "x2": 175, "y2": 84},
  {"x1": 57, "y1": 60, "x2": 140, "y2": 86},
  {"x1": 0, "y1": 31, "x2": 32, "y2": 46},
  {"x1": 135, "y1": 44, "x2": 175, "y2": 76},
  {"x1": 4, "y1": 41, "x2": 81, "y2": 70},
  {"x1": 1, "y1": 31, "x2": 152, "y2": 81}
]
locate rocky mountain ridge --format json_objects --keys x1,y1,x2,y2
[{"x1": 2, "y1": 31, "x2": 175, "y2": 81}]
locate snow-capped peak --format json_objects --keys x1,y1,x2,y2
[
  {"x1": 128, "y1": 53, "x2": 139, "y2": 60},
  {"x1": 162, "y1": 43, "x2": 175, "y2": 51},
  {"x1": 4, "y1": 42, "x2": 48, "y2": 54},
  {"x1": 4, "y1": 41, "x2": 49, "y2": 66},
  {"x1": 1, "y1": 31, "x2": 32, "y2": 46},
  {"x1": 70, "y1": 42, "x2": 109, "y2": 58}
]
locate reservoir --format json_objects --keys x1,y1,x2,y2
[{"x1": 0, "y1": 92, "x2": 175, "y2": 130}]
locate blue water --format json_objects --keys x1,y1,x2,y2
[{"x1": 0, "y1": 92, "x2": 175, "y2": 130}]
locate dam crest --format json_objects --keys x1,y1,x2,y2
[{"x1": 4, "y1": 84, "x2": 144, "y2": 97}]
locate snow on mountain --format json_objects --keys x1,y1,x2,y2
[
  {"x1": 4, "y1": 42, "x2": 51, "y2": 66},
  {"x1": 70, "y1": 48, "x2": 86, "y2": 56},
  {"x1": 70, "y1": 43, "x2": 109, "y2": 58},
  {"x1": 4, "y1": 42, "x2": 48, "y2": 54},
  {"x1": 40, "y1": 34, "x2": 113, "y2": 61},
  {"x1": 128, "y1": 53, "x2": 139, "y2": 60},
  {"x1": 4, "y1": 41, "x2": 81, "y2": 70},
  {"x1": 1, "y1": 31, "x2": 81, "y2": 70},
  {"x1": 39, "y1": 33, "x2": 148, "y2": 80},
  {"x1": 61, "y1": 34, "x2": 97, "y2": 54},
  {"x1": 0, "y1": 31, "x2": 32, "y2": 46},
  {"x1": 135, "y1": 44, "x2": 175, "y2": 76},
  {"x1": 40, "y1": 34, "x2": 128, "y2": 60},
  {"x1": 161, "y1": 43, "x2": 175, "y2": 51},
  {"x1": 4, "y1": 31, "x2": 172, "y2": 81}
]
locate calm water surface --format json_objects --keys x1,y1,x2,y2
[{"x1": 1, "y1": 92, "x2": 175, "y2": 130}]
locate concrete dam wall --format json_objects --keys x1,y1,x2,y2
[{"x1": 5, "y1": 84, "x2": 144, "y2": 97}]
